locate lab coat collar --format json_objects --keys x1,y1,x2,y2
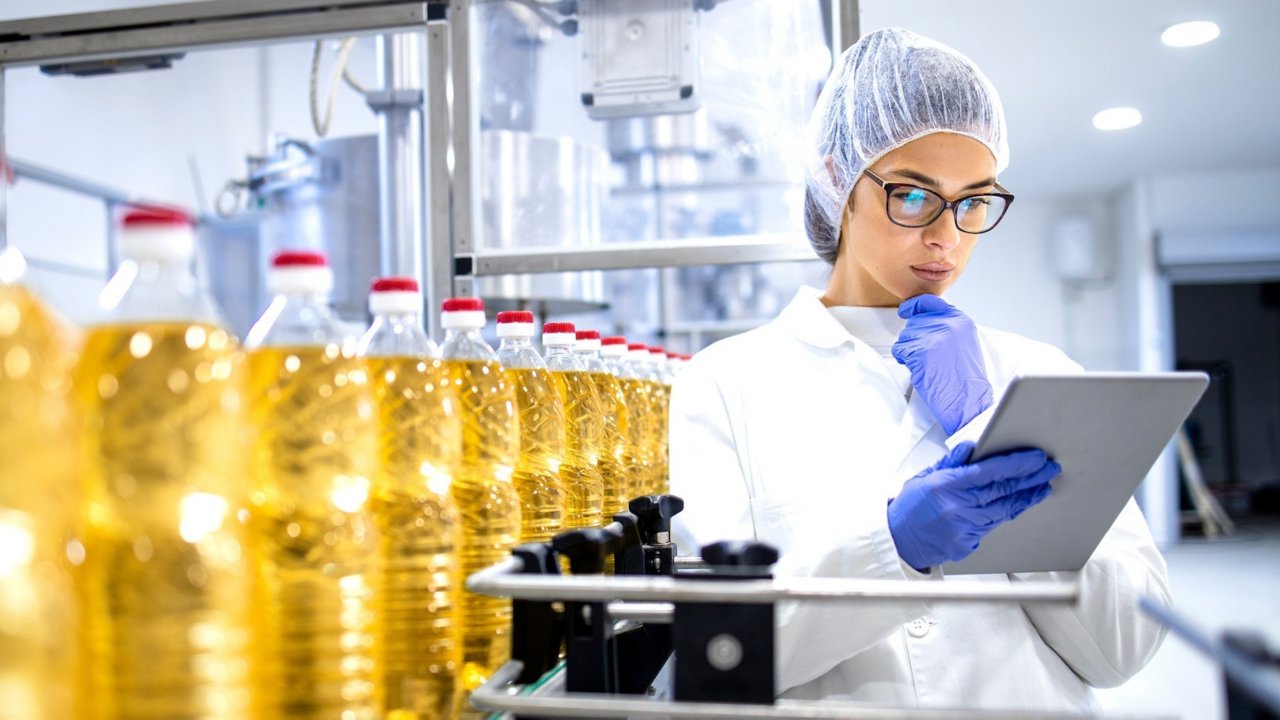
[
  {"x1": 777, "y1": 287, "x2": 941, "y2": 459},
  {"x1": 777, "y1": 286, "x2": 864, "y2": 350}
]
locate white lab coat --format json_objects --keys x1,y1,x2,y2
[{"x1": 670, "y1": 286, "x2": 1172, "y2": 712}]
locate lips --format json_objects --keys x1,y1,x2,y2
[{"x1": 910, "y1": 262, "x2": 955, "y2": 283}]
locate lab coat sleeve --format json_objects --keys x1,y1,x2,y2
[
  {"x1": 669, "y1": 358, "x2": 756, "y2": 552},
  {"x1": 670, "y1": 356, "x2": 930, "y2": 693},
  {"x1": 1012, "y1": 499, "x2": 1172, "y2": 687}
]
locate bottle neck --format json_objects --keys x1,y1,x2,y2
[
  {"x1": 359, "y1": 311, "x2": 435, "y2": 358},
  {"x1": 245, "y1": 290, "x2": 341, "y2": 349},
  {"x1": 100, "y1": 255, "x2": 222, "y2": 326},
  {"x1": 498, "y1": 335, "x2": 534, "y2": 351},
  {"x1": 441, "y1": 325, "x2": 497, "y2": 362},
  {"x1": 545, "y1": 344, "x2": 574, "y2": 360}
]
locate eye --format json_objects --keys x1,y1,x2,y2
[
  {"x1": 962, "y1": 196, "x2": 993, "y2": 208},
  {"x1": 890, "y1": 187, "x2": 930, "y2": 206}
]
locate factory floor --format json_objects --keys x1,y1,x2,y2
[{"x1": 1095, "y1": 519, "x2": 1280, "y2": 720}]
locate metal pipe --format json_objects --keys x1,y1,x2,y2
[
  {"x1": 448, "y1": 0, "x2": 476, "y2": 257},
  {"x1": 470, "y1": 660, "x2": 1162, "y2": 719},
  {"x1": 1140, "y1": 597, "x2": 1280, "y2": 714},
  {"x1": 832, "y1": 0, "x2": 860, "y2": 53},
  {"x1": 0, "y1": 69, "x2": 6, "y2": 252},
  {"x1": 8, "y1": 157, "x2": 134, "y2": 205},
  {"x1": 607, "y1": 602, "x2": 673, "y2": 624},
  {"x1": 467, "y1": 558, "x2": 1079, "y2": 605},
  {"x1": 425, "y1": 18, "x2": 452, "y2": 335},
  {"x1": 373, "y1": 32, "x2": 425, "y2": 289},
  {"x1": 674, "y1": 555, "x2": 709, "y2": 570}
]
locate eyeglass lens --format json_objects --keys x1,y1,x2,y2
[{"x1": 887, "y1": 186, "x2": 1009, "y2": 233}]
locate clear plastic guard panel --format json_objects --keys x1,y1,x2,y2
[{"x1": 473, "y1": 0, "x2": 830, "y2": 343}]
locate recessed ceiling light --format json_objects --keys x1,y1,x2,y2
[
  {"x1": 1093, "y1": 107, "x2": 1142, "y2": 131},
  {"x1": 1161, "y1": 21, "x2": 1220, "y2": 48}
]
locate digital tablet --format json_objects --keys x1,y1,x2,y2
[{"x1": 942, "y1": 372, "x2": 1209, "y2": 575}]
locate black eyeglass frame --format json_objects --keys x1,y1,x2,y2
[{"x1": 862, "y1": 169, "x2": 1016, "y2": 235}]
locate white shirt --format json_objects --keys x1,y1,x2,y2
[{"x1": 670, "y1": 286, "x2": 1171, "y2": 712}]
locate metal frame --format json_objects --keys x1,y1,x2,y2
[
  {"x1": 0, "y1": 0, "x2": 857, "y2": 335},
  {"x1": 471, "y1": 661, "x2": 1171, "y2": 719}
]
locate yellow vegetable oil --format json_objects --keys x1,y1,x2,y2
[
  {"x1": 646, "y1": 349, "x2": 672, "y2": 496},
  {"x1": 359, "y1": 277, "x2": 463, "y2": 720},
  {"x1": 76, "y1": 208, "x2": 254, "y2": 720},
  {"x1": 496, "y1": 311, "x2": 567, "y2": 545},
  {"x1": 0, "y1": 260, "x2": 77, "y2": 720},
  {"x1": 542, "y1": 323, "x2": 604, "y2": 529},
  {"x1": 603, "y1": 338, "x2": 648, "y2": 501},
  {"x1": 623, "y1": 343, "x2": 661, "y2": 497},
  {"x1": 573, "y1": 331, "x2": 629, "y2": 515},
  {"x1": 439, "y1": 298, "x2": 521, "y2": 704},
  {"x1": 246, "y1": 250, "x2": 382, "y2": 719}
]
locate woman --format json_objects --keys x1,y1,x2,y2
[{"x1": 669, "y1": 28, "x2": 1171, "y2": 711}]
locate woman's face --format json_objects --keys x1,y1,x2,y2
[{"x1": 833, "y1": 132, "x2": 998, "y2": 307}]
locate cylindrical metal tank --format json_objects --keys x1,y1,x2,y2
[{"x1": 477, "y1": 129, "x2": 608, "y2": 315}]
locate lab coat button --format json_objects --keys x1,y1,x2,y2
[{"x1": 908, "y1": 619, "x2": 930, "y2": 638}]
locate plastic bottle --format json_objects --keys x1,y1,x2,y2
[
  {"x1": 73, "y1": 206, "x2": 254, "y2": 718},
  {"x1": 573, "y1": 330, "x2": 630, "y2": 515},
  {"x1": 438, "y1": 297, "x2": 521, "y2": 700},
  {"x1": 0, "y1": 247, "x2": 77, "y2": 720},
  {"x1": 624, "y1": 342, "x2": 661, "y2": 496},
  {"x1": 356, "y1": 277, "x2": 462, "y2": 720},
  {"x1": 647, "y1": 347, "x2": 672, "y2": 495},
  {"x1": 495, "y1": 311, "x2": 567, "y2": 544},
  {"x1": 245, "y1": 250, "x2": 382, "y2": 719},
  {"x1": 601, "y1": 337, "x2": 648, "y2": 503},
  {"x1": 542, "y1": 322, "x2": 604, "y2": 529}
]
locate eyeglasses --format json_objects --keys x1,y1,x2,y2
[{"x1": 862, "y1": 169, "x2": 1015, "y2": 235}]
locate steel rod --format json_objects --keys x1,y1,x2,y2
[
  {"x1": 470, "y1": 661, "x2": 1166, "y2": 719},
  {"x1": 467, "y1": 557, "x2": 1079, "y2": 605}
]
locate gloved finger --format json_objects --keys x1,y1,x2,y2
[
  {"x1": 897, "y1": 293, "x2": 953, "y2": 319},
  {"x1": 967, "y1": 461, "x2": 1062, "y2": 506},
  {"x1": 996, "y1": 482, "x2": 1054, "y2": 522},
  {"x1": 949, "y1": 448, "x2": 1050, "y2": 490},
  {"x1": 934, "y1": 441, "x2": 976, "y2": 471}
]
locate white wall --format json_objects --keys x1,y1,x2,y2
[{"x1": 5, "y1": 45, "x2": 267, "y2": 322}]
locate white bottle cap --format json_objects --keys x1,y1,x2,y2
[
  {"x1": 542, "y1": 321, "x2": 576, "y2": 347},
  {"x1": 600, "y1": 336, "x2": 628, "y2": 357},
  {"x1": 119, "y1": 206, "x2": 196, "y2": 262},
  {"x1": 496, "y1": 310, "x2": 536, "y2": 338},
  {"x1": 574, "y1": 329, "x2": 602, "y2": 352},
  {"x1": 441, "y1": 297, "x2": 486, "y2": 329},
  {"x1": 267, "y1": 249, "x2": 334, "y2": 295},
  {"x1": 369, "y1": 276, "x2": 422, "y2": 315}
]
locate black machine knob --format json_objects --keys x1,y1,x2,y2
[
  {"x1": 553, "y1": 527, "x2": 626, "y2": 575},
  {"x1": 629, "y1": 494, "x2": 685, "y2": 545},
  {"x1": 701, "y1": 541, "x2": 780, "y2": 571},
  {"x1": 611, "y1": 512, "x2": 646, "y2": 576}
]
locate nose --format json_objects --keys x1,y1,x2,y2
[{"x1": 921, "y1": 208, "x2": 962, "y2": 251}]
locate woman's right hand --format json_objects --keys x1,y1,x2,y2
[{"x1": 887, "y1": 441, "x2": 1060, "y2": 572}]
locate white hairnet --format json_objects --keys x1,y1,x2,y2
[{"x1": 803, "y1": 28, "x2": 1009, "y2": 264}]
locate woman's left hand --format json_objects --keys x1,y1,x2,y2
[{"x1": 892, "y1": 294, "x2": 993, "y2": 435}]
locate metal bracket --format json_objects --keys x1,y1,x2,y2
[{"x1": 364, "y1": 88, "x2": 424, "y2": 113}]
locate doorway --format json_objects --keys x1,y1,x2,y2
[{"x1": 1173, "y1": 281, "x2": 1280, "y2": 525}]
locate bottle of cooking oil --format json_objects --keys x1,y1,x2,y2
[
  {"x1": 542, "y1": 322, "x2": 604, "y2": 530},
  {"x1": 245, "y1": 250, "x2": 382, "y2": 719},
  {"x1": 356, "y1": 277, "x2": 461, "y2": 720},
  {"x1": 601, "y1": 337, "x2": 647, "y2": 503},
  {"x1": 0, "y1": 247, "x2": 77, "y2": 720},
  {"x1": 494, "y1": 311, "x2": 566, "y2": 544},
  {"x1": 621, "y1": 342, "x2": 660, "y2": 496},
  {"x1": 572, "y1": 330, "x2": 629, "y2": 515},
  {"x1": 73, "y1": 206, "x2": 254, "y2": 719},
  {"x1": 438, "y1": 297, "x2": 521, "y2": 705},
  {"x1": 646, "y1": 347, "x2": 672, "y2": 496}
]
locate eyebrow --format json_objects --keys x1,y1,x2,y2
[{"x1": 888, "y1": 168, "x2": 997, "y2": 192}]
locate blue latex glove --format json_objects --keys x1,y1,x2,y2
[
  {"x1": 892, "y1": 295, "x2": 993, "y2": 435},
  {"x1": 888, "y1": 441, "x2": 1060, "y2": 572}
]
